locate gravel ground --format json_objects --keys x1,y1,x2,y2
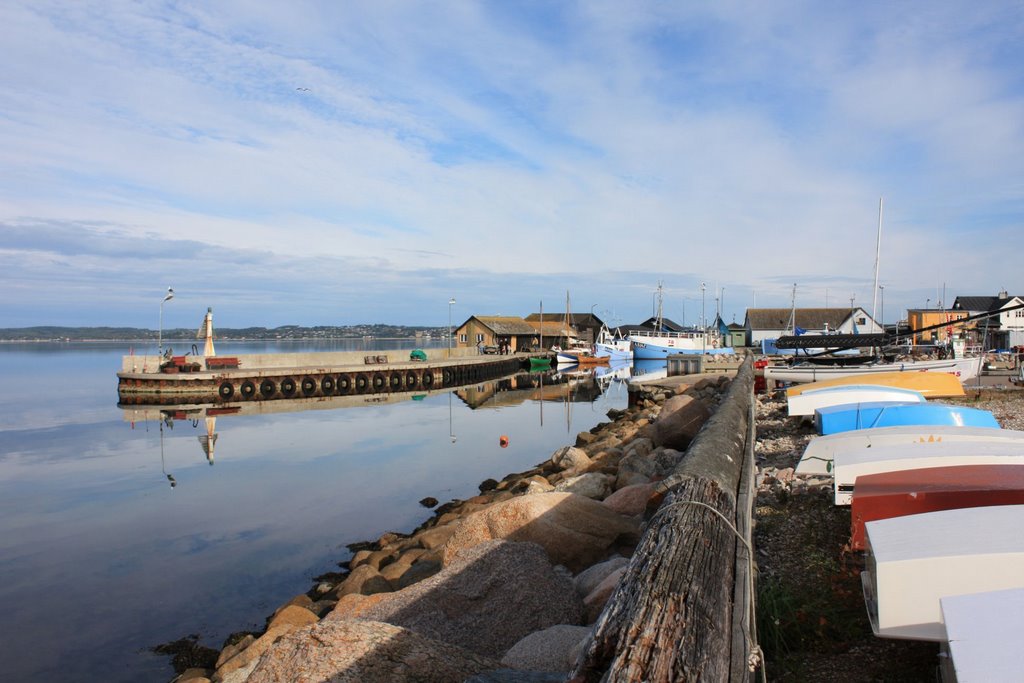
[{"x1": 752, "y1": 383, "x2": 1024, "y2": 681}]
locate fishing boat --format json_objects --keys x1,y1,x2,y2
[
  {"x1": 830, "y1": 441, "x2": 1024, "y2": 505},
  {"x1": 861, "y1": 505, "x2": 1024, "y2": 641},
  {"x1": 785, "y1": 370, "x2": 966, "y2": 399},
  {"x1": 814, "y1": 402, "x2": 998, "y2": 436},
  {"x1": 849, "y1": 464, "x2": 1024, "y2": 550},
  {"x1": 787, "y1": 385, "x2": 925, "y2": 418},
  {"x1": 594, "y1": 325, "x2": 632, "y2": 361},
  {"x1": 940, "y1": 587, "x2": 1024, "y2": 681},
  {"x1": 764, "y1": 355, "x2": 982, "y2": 384},
  {"x1": 796, "y1": 425, "x2": 1024, "y2": 476}
]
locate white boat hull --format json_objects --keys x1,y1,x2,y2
[
  {"x1": 796, "y1": 426, "x2": 1024, "y2": 476},
  {"x1": 862, "y1": 505, "x2": 1024, "y2": 641},
  {"x1": 832, "y1": 442, "x2": 1024, "y2": 505},
  {"x1": 763, "y1": 356, "x2": 981, "y2": 383},
  {"x1": 787, "y1": 386, "x2": 926, "y2": 417}
]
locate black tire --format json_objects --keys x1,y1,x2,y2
[
  {"x1": 355, "y1": 373, "x2": 369, "y2": 393},
  {"x1": 406, "y1": 371, "x2": 418, "y2": 388},
  {"x1": 218, "y1": 381, "x2": 234, "y2": 399},
  {"x1": 301, "y1": 376, "x2": 317, "y2": 396},
  {"x1": 423, "y1": 371, "x2": 434, "y2": 387},
  {"x1": 281, "y1": 377, "x2": 297, "y2": 397},
  {"x1": 338, "y1": 375, "x2": 352, "y2": 394},
  {"x1": 389, "y1": 372, "x2": 402, "y2": 390},
  {"x1": 442, "y1": 369, "x2": 452, "y2": 385},
  {"x1": 260, "y1": 379, "x2": 276, "y2": 398},
  {"x1": 240, "y1": 380, "x2": 256, "y2": 399},
  {"x1": 321, "y1": 376, "x2": 335, "y2": 395},
  {"x1": 372, "y1": 372, "x2": 386, "y2": 390}
]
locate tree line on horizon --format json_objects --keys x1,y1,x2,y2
[{"x1": 0, "y1": 324, "x2": 449, "y2": 341}]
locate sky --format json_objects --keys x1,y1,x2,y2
[{"x1": 1, "y1": 1, "x2": 1021, "y2": 330}]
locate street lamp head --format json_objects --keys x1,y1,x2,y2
[
  {"x1": 449, "y1": 298, "x2": 456, "y2": 305},
  {"x1": 163, "y1": 287, "x2": 174, "y2": 302}
]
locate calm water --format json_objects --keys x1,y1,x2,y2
[{"x1": 0, "y1": 341, "x2": 635, "y2": 682}]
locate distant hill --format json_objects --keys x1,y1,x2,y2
[{"x1": 0, "y1": 324, "x2": 448, "y2": 341}]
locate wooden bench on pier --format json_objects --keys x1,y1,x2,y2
[{"x1": 206, "y1": 356, "x2": 240, "y2": 370}]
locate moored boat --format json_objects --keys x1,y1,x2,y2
[
  {"x1": 785, "y1": 370, "x2": 966, "y2": 399},
  {"x1": 814, "y1": 402, "x2": 999, "y2": 436},
  {"x1": 849, "y1": 464, "x2": 1024, "y2": 550},
  {"x1": 796, "y1": 425, "x2": 1024, "y2": 476},
  {"x1": 939, "y1": 587, "x2": 1024, "y2": 682},
  {"x1": 861, "y1": 505, "x2": 1024, "y2": 641}
]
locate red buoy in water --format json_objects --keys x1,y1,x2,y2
[{"x1": 499, "y1": 435, "x2": 509, "y2": 448}]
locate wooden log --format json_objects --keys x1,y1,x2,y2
[{"x1": 570, "y1": 358, "x2": 754, "y2": 682}]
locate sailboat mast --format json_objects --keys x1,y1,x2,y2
[{"x1": 871, "y1": 197, "x2": 883, "y2": 330}]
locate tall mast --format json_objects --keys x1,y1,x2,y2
[{"x1": 871, "y1": 197, "x2": 883, "y2": 330}]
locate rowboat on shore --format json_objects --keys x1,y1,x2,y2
[
  {"x1": 764, "y1": 355, "x2": 982, "y2": 384},
  {"x1": 830, "y1": 440, "x2": 1024, "y2": 505},
  {"x1": 940, "y1": 587, "x2": 1024, "y2": 681},
  {"x1": 795, "y1": 425, "x2": 1024, "y2": 476},
  {"x1": 849, "y1": 464, "x2": 1024, "y2": 550},
  {"x1": 784, "y1": 371, "x2": 966, "y2": 399},
  {"x1": 787, "y1": 385, "x2": 925, "y2": 418},
  {"x1": 814, "y1": 402, "x2": 998, "y2": 436},
  {"x1": 861, "y1": 505, "x2": 1024, "y2": 641}
]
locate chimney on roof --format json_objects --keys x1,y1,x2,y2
[{"x1": 998, "y1": 289, "x2": 1008, "y2": 299}]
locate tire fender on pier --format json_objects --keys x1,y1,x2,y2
[
  {"x1": 372, "y1": 372, "x2": 386, "y2": 390},
  {"x1": 423, "y1": 370, "x2": 434, "y2": 387},
  {"x1": 240, "y1": 380, "x2": 256, "y2": 399},
  {"x1": 301, "y1": 376, "x2": 317, "y2": 397},
  {"x1": 218, "y1": 381, "x2": 234, "y2": 400},
  {"x1": 259, "y1": 379, "x2": 276, "y2": 398},
  {"x1": 280, "y1": 377, "x2": 297, "y2": 397},
  {"x1": 320, "y1": 376, "x2": 335, "y2": 395}
]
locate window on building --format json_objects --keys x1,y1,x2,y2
[
  {"x1": 459, "y1": 333, "x2": 467, "y2": 343},
  {"x1": 476, "y1": 333, "x2": 484, "y2": 343},
  {"x1": 857, "y1": 317, "x2": 866, "y2": 325}
]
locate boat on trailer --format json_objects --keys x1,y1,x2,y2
[
  {"x1": 796, "y1": 425, "x2": 1024, "y2": 476},
  {"x1": 830, "y1": 440, "x2": 1024, "y2": 505},
  {"x1": 861, "y1": 505, "x2": 1024, "y2": 641},
  {"x1": 764, "y1": 355, "x2": 982, "y2": 384},
  {"x1": 785, "y1": 370, "x2": 966, "y2": 399},
  {"x1": 814, "y1": 402, "x2": 998, "y2": 436},
  {"x1": 787, "y1": 385, "x2": 925, "y2": 418},
  {"x1": 849, "y1": 463, "x2": 1024, "y2": 550}
]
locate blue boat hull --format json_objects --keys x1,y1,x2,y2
[
  {"x1": 632, "y1": 341, "x2": 736, "y2": 360},
  {"x1": 815, "y1": 402, "x2": 1000, "y2": 435}
]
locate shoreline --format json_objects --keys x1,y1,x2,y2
[{"x1": 161, "y1": 372, "x2": 736, "y2": 682}]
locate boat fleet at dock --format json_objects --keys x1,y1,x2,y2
[{"x1": 770, "y1": 355, "x2": 1024, "y2": 680}]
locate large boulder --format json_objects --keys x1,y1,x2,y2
[
  {"x1": 246, "y1": 619, "x2": 500, "y2": 683},
  {"x1": 602, "y1": 482, "x2": 657, "y2": 517},
  {"x1": 641, "y1": 395, "x2": 710, "y2": 450},
  {"x1": 334, "y1": 540, "x2": 582, "y2": 658},
  {"x1": 440, "y1": 492, "x2": 640, "y2": 572},
  {"x1": 501, "y1": 624, "x2": 593, "y2": 672},
  {"x1": 573, "y1": 556, "x2": 629, "y2": 599}
]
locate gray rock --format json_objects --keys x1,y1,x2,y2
[
  {"x1": 501, "y1": 624, "x2": 593, "y2": 672},
  {"x1": 573, "y1": 556, "x2": 629, "y2": 598},
  {"x1": 553, "y1": 472, "x2": 611, "y2": 499},
  {"x1": 549, "y1": 445, "x2": 593, "y2": 475},
  {"x1": 246, "y1": 619, "x2": 500, "y2": 683},
  {"x1": 349, "y1": 540, "x2": 583, "y2": 658}
]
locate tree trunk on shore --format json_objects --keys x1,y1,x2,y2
[{"x1": 570, "y1": 358, "x2": 754, "y2": 682}]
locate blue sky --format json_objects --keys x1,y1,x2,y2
[{"x1": 1, "y1": 1, "x2": 1021, "y2": 330}]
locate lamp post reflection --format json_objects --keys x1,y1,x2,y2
[
  {"x1": 159, "y1": 417, "x2": 177, "y2": 488},
  {"x1": 158, "y1": 287, "x2": 174, "y2": 358},
  {"x1": 448, "y1": 297, "x2": 456, "y2": 359},
  {"x1": 448, "y1": 391, "x2": 456, "y2": 444}
]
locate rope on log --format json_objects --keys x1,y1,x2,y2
[{"x1": 570, "y1": 357, "x2": 756, "y2": 682}]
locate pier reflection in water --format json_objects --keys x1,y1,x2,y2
[{"x1": 0, "y1": 343, "x2": 642, "y2": 683}]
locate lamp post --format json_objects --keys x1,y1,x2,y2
[
  {"x1": 879, "y1": 285, "x2": 885, "y2": 332},
  {"x1": 158, "y1": 287, "x2": 174, "y2": 358},
  {"x1": 700, "y1": 282, "x2": 707, "y2": 355},
  {"x1": 448, "y1": 297, "x2": 456, "y2": 358}
]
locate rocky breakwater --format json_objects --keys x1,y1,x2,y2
[{"x1": 176, "y1": 375, "x2": 734, "y2": 683}]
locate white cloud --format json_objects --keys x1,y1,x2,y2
[{"x1": 0, "y1": 0, "x2": 1020, "y2": 326}]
